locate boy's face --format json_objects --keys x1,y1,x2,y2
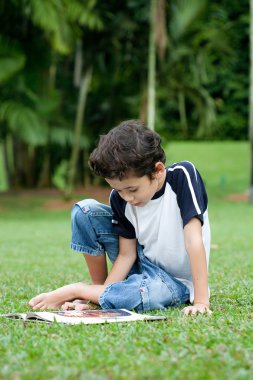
[{"x1": 106, "y1": 163, "x2": 166, "y2": 207}]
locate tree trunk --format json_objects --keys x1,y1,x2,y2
[
  {"x1": 178, "y1": 91, "x2": 188, "y2": 137},
  {"x1": 74, "y1": 40, "x2": 83, "y2": 88},
  {"x1": 249, "y1": 0, "x2": 253, "y2": 203},
  {"x1": 2, "y1": 142, "x2": 9, "y2": 189},
  {"x1": 1, "y1": 141, "x2": 9, "y2": 190},
  {"x1": 2, "y1": 135, "x2": 15, "y2": 189},
  {"x1": 147, "y1": 0, "x2": 156, "y2": 131},
  {"x1": 250, "y1": 142, "x2": 253, "y2": 202},
  {"x1": 13, "y1": 139, "x2": 28, "y2": 188},
  {"x1": 139, "y1": 86, "x2": 147, "y2": 123},
  {"x1": 38, "y1": 151, "x2": 51, "y2": 188},
  {"x1": 66, "y1": 66, "x2": 93, "y2": 198},
  {"x1": 23, "y1": 145, "x2": 36, "y2": 187},
  {"x1": 83, "y1": 147, "x2": 91, "y2": 187}
]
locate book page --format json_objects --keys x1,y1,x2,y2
[
  {"x1": 2, "y1": 313, "x2": 28, "y2": 320},
  {"x1": 1, "y1": 309, "x2": 166, "y2": 324},
  {"x1": 30, "y1": 309, "x2": 165, "y2": 324}
]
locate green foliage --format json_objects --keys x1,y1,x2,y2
[
  {"x1": 0, "y1": 0, "x2": 250, "y2": 189},
  {"x1": 52, "y1": 160, "x2": 69, "y2": 191},
  {"x1": 170, "y1": 0, "x2": 208, "y2": 40},
  {"x1": 65, "y1": 0, "x2": 104, "y2": 29},
  {"x1": 26, "y1": 0, "x2": 73, "y2": 54},
  {"x1": 0, "y1": 101, "x2": 48, "y2": 146},
  {"x1": 0, "y1": 36, "x2": 25, "y2": 84},
  {"x1": 157, "y1": 0, "x2": 244, "y2": 140},
  {"x1": 22, "y1": 0, "x2": 103, "y2": 54}
]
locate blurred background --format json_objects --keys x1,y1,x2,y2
[{"x1": 0, "y1": 0, "x2": 251, "y2": 201}]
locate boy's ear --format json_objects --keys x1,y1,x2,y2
[{"x1": 154, "y1": 162, "x2": 165, "y2": 178}]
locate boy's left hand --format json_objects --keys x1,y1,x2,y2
[{"x1": 181, "y1": 303, "x2": 212, "y2": 316}]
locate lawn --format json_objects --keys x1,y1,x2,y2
[
  {"x1": 0, "y1": 142, "x2": 252, "y2": 380},
  {"x1": 165, "y1": 141, "x2": 250, "y2": 197}
]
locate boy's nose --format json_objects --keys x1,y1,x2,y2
[{"x1": 123, "y1": 194, "x2": 134, "y2": 202}]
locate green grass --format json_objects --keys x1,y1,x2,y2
[
  {"x1": 0, "y1": 142, "x2": 253, "y2": 380},
  {"x1": 166, "y1": 141, "x2": 250, "y2": 198}
]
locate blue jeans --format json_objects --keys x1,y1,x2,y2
[{"x1": 70, "y1": 199, "x2": 190, "y2": 312}]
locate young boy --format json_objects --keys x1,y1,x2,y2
[{"x1": 29, "y1": 120, "x2": 211, "y2": 315}]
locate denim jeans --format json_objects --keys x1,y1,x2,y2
[{"x1": 71, "y1": 199, "x2": 190, "y2": 312}]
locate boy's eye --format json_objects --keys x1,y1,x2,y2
[{"x1": 117, "y1": 188, "x2": 137, "y2": 193}]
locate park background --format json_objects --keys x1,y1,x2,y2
[{"x1": 0, "y1": 1, "x2": 252, "y2": 380}]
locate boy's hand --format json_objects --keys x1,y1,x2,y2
[
  {"x1": 181, "y1": 303, "x2": 212, "y2": 316},
  {"x1": 61, "y1": 299, "x2": 99, "y2": 311}
]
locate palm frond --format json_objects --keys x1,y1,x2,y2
[
  {"x1": 171, "y1": 0, "x2": 207, "y2": 40},
  {"x1": 25, "y1": 0, "x2": 73, "y2": 54},
  {"x1": 24, "y1": 0, "x2": 103, "y2": 54},
  {"x1": 25, "y1": 0, "x2": 61, "y2": 33},
  {"x1": 49, "y1": 127, "x2": 73, "y2": 147},
  {"x1": 0, "y1": 36, "x2": 25, "y2": 84},
  {"x1": 184, "y1": 85, "x2": 216, "y2": 136},
  {"x1": 65, "y1": 0, "x2": 104, "y2": 30},
  {"x1": 0, "y1": 101, "x2": 48, "y2": 145},
  {"x1": 50, "y1": 127, "x2": 90, "y2": 148}
]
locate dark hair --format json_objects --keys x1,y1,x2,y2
[{"x1": 88, "y1": 120, "x2": 166, "y2": 179}]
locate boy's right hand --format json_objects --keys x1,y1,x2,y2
[
  {"x1": 181, "y1": 303, "x2": 212, "y2": 316},
  {"x1": 61, "y1": 299, "x2": 99, "y2": 311}
]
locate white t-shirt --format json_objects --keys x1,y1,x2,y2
[{"x1": 110, "y1": 161, "x2": 211, "y2": 302}]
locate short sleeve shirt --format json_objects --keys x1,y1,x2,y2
[{"x1": 110, "y1": 161, "x2": 211, "y2": 302}]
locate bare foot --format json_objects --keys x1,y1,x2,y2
[
  {"x1": 29, "y1": 292, "x2": 66, "y2": 310},
  {"x1": 29, "y1": 283, "x2": 83, "y2": 310},
  {"x1": 29, "y1": 282, "x2": 105, "y2": 310}
]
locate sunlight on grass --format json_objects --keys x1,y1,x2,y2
[{"x1": 166, "y1": 141, "x2": 249, "y2": 197}]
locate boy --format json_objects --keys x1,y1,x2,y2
[{"x1": 29, "y1": 120, "x2": 211, "y2": 315}]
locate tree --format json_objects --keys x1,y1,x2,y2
[
  {"x1": 147, "y1": 0, "x2": 167, "y2": 130},
  {"x1": 0, "y1": 35, "x2": 26, "y2": 187},
  {"x1": 249, "y1": 0, "x2": 253, "y2": 203},
  {"x1": 147, "y1": 0, "x2": 156, "y2": 130},
  {"x1": 0, "y1": 0, "x2": 102, "y2": 189},
  {"x1": 66, "y1": 65, "x2": 93, "y2": 198},
  {"x1": 0, "y1": 0, "x2": 250, "y2": 192},
  {"x1": 156, "y1": 0, "x2": 236, "y2": 139}
]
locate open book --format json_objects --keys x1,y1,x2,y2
[{"x1": 1, "y1": 309, "x2": 166, "y2": 325}]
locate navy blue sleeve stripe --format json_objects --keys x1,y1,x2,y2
[{"x1": 167, "y1": 165, "x2": 202, "y2": 215}]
